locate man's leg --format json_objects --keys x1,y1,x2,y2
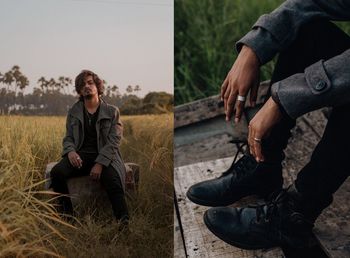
[
  {"x1": 295, "y1": 103, "x2": 350, "y2": 220},
  {"x1": 263, "y1": 19, "x2": 350, "y2": 163},
  {"x1": 100, "y1": 165, "x2": 129, "y2": 221},
  {"x1": 50, "y1": 152, "x2": 95, "y2": 214},
  {"x1": 50, "y1": 156, "x2": 86, "y2": 214},
  {"x1": 203, "y1": 20, "x2": 350, "y2": 249},
  {"x1": 187, "y1": 19, "x2": 350, "y2": 207}
]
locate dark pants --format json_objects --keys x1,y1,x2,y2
[
  {"x1": 50, "y1": 152, "x2": 129, "y2": 220},
  {"x1": 263, "y1": 19, "x2": 350, "y2": 218}
]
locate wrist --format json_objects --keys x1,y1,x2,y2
[
  {"x1": 270, "y1": 96, "x2": 289, "y2": 119},
  {"x1": 241, "y1": 45, "x2": 260, "y2": 67},
  {"x1": 95, "y1": 163, "x2": 103, "y2": 168}
]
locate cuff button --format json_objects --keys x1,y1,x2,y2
[{"x1": 315, "y1": 81, "x2": 327, "y2": 91}]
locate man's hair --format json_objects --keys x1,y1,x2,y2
[{"x1": 75, "y1": 70, "x2": 104, "y2": 97}]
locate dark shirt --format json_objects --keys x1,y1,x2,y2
[{"x1": 79, "y1": 105, "x2": 100, "y2": 154}]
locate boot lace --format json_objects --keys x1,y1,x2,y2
[
  {"x1": 220, "y1": 142, "x2": 257, "y2": 181},
  {"x1": 249, "y1": 189, "x2": 288, "y2": 224}
]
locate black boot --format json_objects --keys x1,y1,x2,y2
[
  {"x1": 203, "y1": 186, "x2": 318, "y2": 250},
  {"x1": 186, "y1": 155, "x2": 283, "y2": 206},
  {"x1": 57, "y1": 196, "x2": 74, "y2": 216}
]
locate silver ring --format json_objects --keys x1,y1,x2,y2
[
  {"x1": 77, "y1": 157, "x2": 81, "y2": 160},
  {"x1": 253, "y1": 137, "x2": 262, "y2": 143},
  {"x1": 237, "y1": 95, "x2": 246, "y2": 102}
]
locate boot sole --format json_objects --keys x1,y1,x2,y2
[
  {"x1": 203, "y1": 210, "x2": 277, "y2": 250},
  {"x1": 186, "y1": 190, "x2": 237, "y2": 207},
  {"x1": 186, "y1": 188, "x2": 277, "y2": 207}
]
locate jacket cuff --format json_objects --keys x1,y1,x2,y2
[
  {"x1": 95, "y1": 154, "x2": 111, "y2": 167},
  {"x1": 236, "y1": 27, "x2": 281, "y2": 65},
  {"x1": 61, "y1": 146, "x2": 75, "y2": 157},
  {"x1": 270, "y1": 86, "x2": 290, "y2": 119}
]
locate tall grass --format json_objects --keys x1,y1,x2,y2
[
  {"x1": 0, "y1": 114, "x2": 173, "y2": 257},
  {"x1": 175, "y1": 0, "x2": 350, "y2": 105},
  {"x1": 175, "y1": 0, "x2": 283, "y2": 105}
]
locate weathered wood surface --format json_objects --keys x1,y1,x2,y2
[
  {"x1": 174, "y1": 203, "x2": 187, "y2": 258},
  {"x1": 175, "y1": 134, "x2": 239, "y2": 168},
  {"x1": 45, "y1": 162, "x2": 140, "y2": 210},
  {"x1": 174, "y1": 81, "x2": 269, "y2": 129},
  {"x1": 174, "y1": 104, "x2": 350, "y2": 257},
  {"x1": 174, "y1": 158, "x2": 285, "y2": 258}
]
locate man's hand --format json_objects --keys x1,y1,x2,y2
[
  {"x1": 90, "y1": 163, "x2": 103, "y2": 180},
  {"x1": 248, "y1": 97, "x2": 283, "y2": 162},
  {"x1": 221, "y1": 45, "x2": 260, "y2": 122},
  {"x1": 68, "y1": 151, "x2": 82, "y2": 168}
]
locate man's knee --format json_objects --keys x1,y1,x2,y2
[
  {"x1": 50, "y1": 157, "x2": 71, "y2": 180},
  {"x1": 100, "y1": 166, "x2": 124, "y2": 193}
]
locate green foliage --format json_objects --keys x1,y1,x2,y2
[
  {"x1": 120, "y1": 92, "x2": 173, "y2": 115},
  {"x1": 174, "y1": 0, "x2": 282, "y2": 105}
]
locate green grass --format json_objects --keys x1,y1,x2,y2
[
  {"x1": 0, "y1": 115, "x2": 173, "y2": 258},
  {"x1": 175, "y1": 0, "x2": 350, "y2": 105}
]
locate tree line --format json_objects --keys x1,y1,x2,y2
[{"x1": 0, "y1": 66, "x2": 173, "y2": 115}]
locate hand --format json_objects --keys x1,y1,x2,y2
[
  {"x1": 221, "y1": 45, "x2": 260, "y2": 122},
  {"x1": 90, "y1": 163, "x2": 103, "y2": 180},
  {"x1": 68, "y1": 151, "x2": 83, "y2": 168},
  {"x1": 248, "y1": 97, "x2": 283, "y2": 162}
]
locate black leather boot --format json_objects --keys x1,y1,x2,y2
[
  {"x1": 186, "y1": 155, "x2": 283, "y2": 206},
  {"x1": 203, "y1": 186, "x2": 317, "y2": 250}
]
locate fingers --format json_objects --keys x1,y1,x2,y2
[
  {"x1": 226, "y1": 91, "x2": 237, "y2": 121},
  {"x1": 248, "y1": 123, "x2": 264, "y2": 162},
  {"x1": 220, "y1": 77, "x2": 228, "y2": 101},
  {"x1": 69, "y1": 155, "x2": 82, "y2": 168},
  {"x1": 248, "y1": 124, "x2": 253, "y2": 156},
  {"x1": 234, "y1": 97, "x2": 245, "y2": 123},
  {"x1": 76, "y1": 156, "x2": 83, "y2": 168},
  {"x1": 70, "y1": 157, "x2": 79, "y2": 168},
  {"x1": 253, "y1": 137, "x2": 264, "y2": 162},
  {"x1": 90, "y1": 170, "x2": 101, "y2": 180}
]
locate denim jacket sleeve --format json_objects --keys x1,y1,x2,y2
[
  {"x1": 95, "y1": 107, "x2": 123, "y2": 167},
  {"x1": 236, "y1": 0, "x2": 350, "y2": 119}
]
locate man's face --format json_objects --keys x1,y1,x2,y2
[{"x1": 80, "y1": 75, "x2": 98, "y2": 100}]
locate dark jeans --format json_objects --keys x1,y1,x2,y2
[
  {"x1": 50, "y1": 152, "x2": 128, "y2": 220},
  {"x1": 263, "y1": 19, "x2": 350, "y2": 218}
]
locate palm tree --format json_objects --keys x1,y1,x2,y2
[
  {"x1": 134, "y1": 85, "x2": 141, "y2": 96},
  {"x1": 126, "y1": 85, "x2": 133, "y2": 94},
  {"x1": 3, "y1": 71, "x2": 14, "y2": 92},
  {"x1": 38, "y1": 77, "x2": 47, "y2": 93}
]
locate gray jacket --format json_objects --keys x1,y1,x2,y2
[
  {"x1": 237, "y1": 0, "x2": 350, "y2": 119},
  {"x1": 62, "y1": 99, "x2": 126, "y2": 190}
]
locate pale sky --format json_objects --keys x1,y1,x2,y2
[{"x1": 0, "y1": 0, "x2": 173, "y2": 96}]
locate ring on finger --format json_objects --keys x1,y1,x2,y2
[
  {"x1": 237, "y1": 95, "x2": 246, "y2": 102},
  {"x1": 237, "y1": 95, "x2": 246, "y2": 101},
  {"x1": 253, "y1": 137, "x2": 262, "y2": 143}
]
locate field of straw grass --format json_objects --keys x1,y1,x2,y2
[{"x1": 0, "y1": 114, "x2": 173, "y2": 258}]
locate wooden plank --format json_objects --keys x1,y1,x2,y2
[
  {"x1": 314, "y1": 178, "x2": 350, "y2": 258},
  {"x1": 174, "y1": 114, "x2": 247, "y2": 148},
  {"x1": 174, "y1": 94, "x2": 225, "y2": 128},
  {"x1": 174, "y1": 158, "x2": 285, "y2": 258},
  {"x1": 175, "y1": 134, "x2": 239, "y2": 167},
  {"x1": 174, "y1": 204, "x2": 187, "y2": 258},
  {"x1": 174, "y1": 81, "x2": 270, "y2": 128}
]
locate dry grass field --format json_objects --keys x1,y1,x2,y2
[{"x1": 0, "y1": 114, "x2": 173, "y2": 258}]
